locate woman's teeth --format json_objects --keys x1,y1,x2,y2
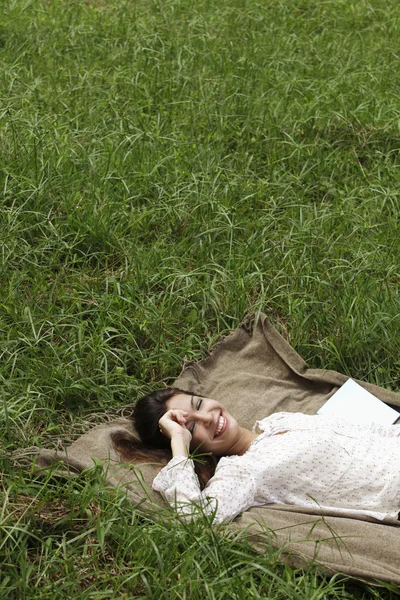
[{"x1": 215, "y1": 415, "x2": 225, "y2": 437}]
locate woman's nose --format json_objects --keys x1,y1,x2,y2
[{"x1": 194, "y1": 412, "x2": 212, "y2": 426}]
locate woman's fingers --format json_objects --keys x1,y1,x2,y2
[
  {"x1": 159, "y1": 409, "x2": 192, "y2": 444},
  {"x1": 175, "y1": 411, "x2": 189, "y2": 425},
  {"x1": 159, "y1": 409, "x2": 188, "y2": 436},
  {"x1": 161, "y1": 409, "x2": 188, "y2": 424}
]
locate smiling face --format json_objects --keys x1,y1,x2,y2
[{"x1": 166, "y1": 393, "x2": 241, "y2": 456}]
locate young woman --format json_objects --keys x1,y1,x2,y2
[{"x1": 133, "y1": 388, "x2": 400, "y2": 524}]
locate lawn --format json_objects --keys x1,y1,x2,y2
[{"x1": 0, "y1": 0, "x2": 399, "y2": 597}]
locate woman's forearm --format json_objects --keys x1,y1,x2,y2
[{"x1": 171, "y1": 433, "x2": 190, "y2": 457}]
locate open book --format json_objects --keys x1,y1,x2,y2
[{"x1": 317, "y1": 378, "x2": 400, "y2": 426}]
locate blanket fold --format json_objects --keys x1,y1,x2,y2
[{"x1": 36, "y1": 314, "x2": 400, "y2": 584}]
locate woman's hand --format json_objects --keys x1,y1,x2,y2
[{"x1": 159, "y1": 409, "x2": 192, "y2": 457}]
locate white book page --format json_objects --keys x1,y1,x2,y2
[{"x1": 317, "y1": 378, "x2": 400, "y2": 425}]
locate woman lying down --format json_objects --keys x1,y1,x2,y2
[{"x1": 133, "y1": 388, "x2": 400, "y2": 524}]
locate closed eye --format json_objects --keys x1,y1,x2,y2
[{"x1": 189, "y1": 398, "x2": 203, "y2": 434}]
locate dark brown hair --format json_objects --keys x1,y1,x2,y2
[
  {"x1": 128, "y1": 387, "x2": 217, "y2": 489},
  {"x1": 133, "y1": 387, "x2": 185, "y2": 449}
]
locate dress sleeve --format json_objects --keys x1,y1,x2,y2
[
  {"x1": 152, "y1": 456, "x2": 257, "y2": 524},
  {"x1": 346, "y1": 420, "x2": 400, "y2": 438},
  {"x1": 316, "y1": 414, "x2": 400, "y2": 438},
  {"x1": 264, "y1": 411, "x2": 400, "y2": 438}
]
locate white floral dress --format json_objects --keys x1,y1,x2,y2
[{"x1": 153, "y1": 412, "x2": 400, "y2": 524}]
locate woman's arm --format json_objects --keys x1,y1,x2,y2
[
  {"x1": 267, "y1": 412, "x2": 400, "y2": 438},
  {"x1": 158, "y1": 408, "x2": 192, "y2": 456},
  {"x1": 153, "y1": 455, "x2": 257, "y2": 524},
  {"x1": 322, "y1": 416, "x2": 400, "y2": 438}
]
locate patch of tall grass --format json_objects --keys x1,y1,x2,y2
[{"x1": 1, "y1": 0, "x2": 399, "y2": 597}]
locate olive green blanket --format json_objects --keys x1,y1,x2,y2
[{"x1": 37, "y1": 314, "x2": 400, "y2": 585}]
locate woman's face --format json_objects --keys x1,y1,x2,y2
[{"x1": 166, "y1": 393, "x2": 241, "y2": 456}]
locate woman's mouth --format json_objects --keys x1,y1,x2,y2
[{"x1": 215, "y1": 414, "x2": 227, "y2": 438}]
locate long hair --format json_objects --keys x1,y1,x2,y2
[{"x1": 125, "y1": 388, "x2": 217, "y2": 489}]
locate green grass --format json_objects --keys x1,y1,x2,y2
[{"x1": 1, "y1": 0, "x2": 399, "y2": 597}]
